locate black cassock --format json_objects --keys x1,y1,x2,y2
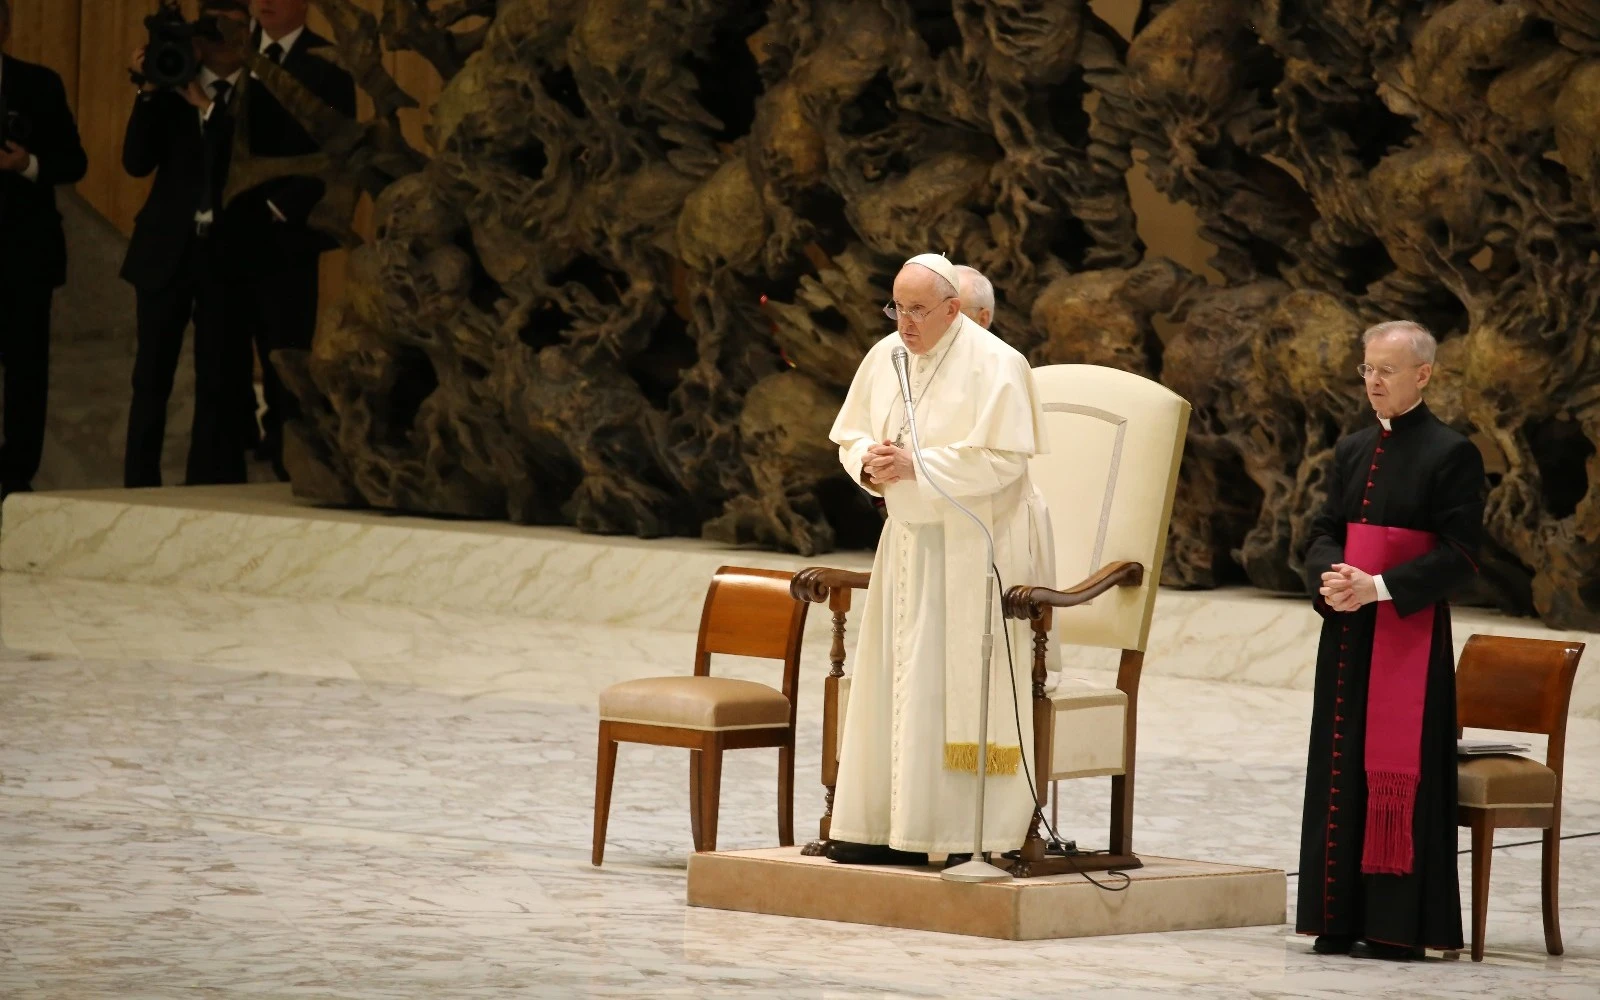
[{"x1": 1296, "y1": 402, "x2": 1485, "y2": 949}]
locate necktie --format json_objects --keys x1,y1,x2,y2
[
  {"x1": 211, "y1": 79, "x2": 232, "y2": 108},
  {"x1": 264, "y1": 42, "x2": 284, "y2": 64}
]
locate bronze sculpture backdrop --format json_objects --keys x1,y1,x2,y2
[{"x1": 239, "y1": 1, "x2": 1600, "y2": 629}]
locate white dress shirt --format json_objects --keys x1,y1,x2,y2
[
  {"x1": 0, "y1": 55, "x2": 43, "y2": 183},
  {"x1": 258, "y1": 24, "x2": 306, "y2": 62}
]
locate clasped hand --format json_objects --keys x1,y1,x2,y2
[
  {"x1": 0, "y1": 141, "x2": 32, "y2": 174},
  {"x1": 863, "y1": 440, "x2": 914, "y2": 487},
  {"x1": 1319, "y1": 563, "x2": 1377, "y2": 613}
]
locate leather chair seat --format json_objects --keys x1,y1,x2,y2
[
  {"x1": 1458, "y1": 754, "x2": 1558, "y2": 808},
  {"x1": 599, "y1": 676, "x2": 790, "y2": 732}
]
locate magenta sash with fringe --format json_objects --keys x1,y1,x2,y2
[{"x1": 1344, "y1": 523, "x2": 1437, "y2": 876}]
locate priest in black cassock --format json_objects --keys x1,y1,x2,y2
[{"x1": 1297, "y1": 320, "x2": 1485, "y2": 960}]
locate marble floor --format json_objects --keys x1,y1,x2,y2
[{"x1": 2, "y1": 572, "x2": 1598, "y2": 998}]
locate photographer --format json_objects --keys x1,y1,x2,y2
[
  {"x1": 240, "y1": 0, "x2": 356, "y2": 480},
  {"x1": 0, "y1": 0, "x2": 88, "y2": 499},
  {"x1": 120, "y1": 0, "x2": 255, "y2": 487}
]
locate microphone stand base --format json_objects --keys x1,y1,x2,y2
[{"x1": 939, "y1": 858, "x2": 1014, "y2": 884}]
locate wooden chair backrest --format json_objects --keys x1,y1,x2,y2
[
  {"x1": 1457, "y1": 634, "x2": 1584, "y2": 774},
  {"x1": 695, "y1": 566, "x2": 810, "y2": 710}
]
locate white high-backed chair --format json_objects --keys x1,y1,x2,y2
[{"x1": 1002, "y1": 363, "x2": 1190, "y2": 877}]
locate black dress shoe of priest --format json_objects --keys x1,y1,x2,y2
[
  {"x1": 1349, "y1": 940, "x2": 1423, "y2": 961},
  {"x1": 1312, "y1": 934, "x2": 1354, "y2": 955},
  {"x1": 942, "y1": 853, "x2": 973, "y2": 869},
  {"x1": 825, "y1": 840, "x2": 929, "y2": 866}
]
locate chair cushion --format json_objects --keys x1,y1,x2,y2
[
  {"x1": 1050, "y1": 684, "x2": 1127, "y2": 779},
  {"x1": 599, "y1": 676, "x2": 790, "y2": 732},
  {"x1": 1457, "y1": 754, "x2": 1558, "y2": 808}
]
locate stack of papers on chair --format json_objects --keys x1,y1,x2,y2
[{"x1": 1457, "y1": 739, "x2": 1531, "y2": 756}]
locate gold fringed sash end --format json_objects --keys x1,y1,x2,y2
[{"x1": 943, "y1": 742, "x2": 1022, "y2": 776}]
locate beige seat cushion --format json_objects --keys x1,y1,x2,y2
[
  {"x1": 1458, "y1": 754, "x2": 1558, "y2": 808},
  {"x1": 599, "y1": 676, "x2": 789, "y2": 732},
  {"x1": 1050, "y1": 685, "x2": 1127, "y2": 779}
]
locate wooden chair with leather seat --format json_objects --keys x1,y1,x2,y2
[
  {"x1": 591, "y1": 566, "x2": 809, "y2": 866},
  {"x1": 1456, "y1": 633, "x2": 1585, "y2": 962}
]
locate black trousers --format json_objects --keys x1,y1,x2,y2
[
  {"x1": 124, "y1": 235, "x2": 255, "y2": 488},
  {"x1": 238, "y1": 259, "x2": 319, "y2": 476},
  {"x1": 0, "y1": 276, "x2": 53, "y2": 494}
]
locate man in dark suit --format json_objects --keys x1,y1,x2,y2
[
  {"x1": 0, "y1": 0, "x2": 88, "y2": 498},
  {"x1": 240, "y1": 0, "x2": 356, "y2": 479},
  {"x1": 120, "y1": 0, "x2": 255, "y2": 487}
]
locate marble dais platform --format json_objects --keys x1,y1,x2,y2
[
  {"x1": 687, "y1": 847, "x2": 1286, "y2": 941},
  {"x1": 5, "y1": 484, "x2": 1597, "y2": 717}
]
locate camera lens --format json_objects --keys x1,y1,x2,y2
[{"x1": 153, "y1": 48, "x2": 189, "y2": 80}]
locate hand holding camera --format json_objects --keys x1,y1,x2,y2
[{"x1": 130, "y1": 46, "x2": 158, "y2": 93}]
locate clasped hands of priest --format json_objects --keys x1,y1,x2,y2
[
  {"x1": 862, "y1": 440, "x2": 916, "y2": 487},
  {"x1": 1319, "y1": 563, "x2": 1378, "y2": 613}
]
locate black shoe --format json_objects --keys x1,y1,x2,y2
[
  {"x1": 0, "y1": 482, "x2": 32, "y2": 501},
  {"x1": 1313, "y1": 934, "x2": 1354, "y2": 955},
  {"x1": 1350, "y1": 940, "x2": 1423, "y2": 961},
  {"x1": 824, "y1": 840, "x2": 929, "y2": 866},
  {"x1": 942, "y1": 853, "x2": 973, "y2": 870}
]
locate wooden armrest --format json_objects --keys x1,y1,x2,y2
[
  {"x1": 1003, "y1": 561, "x2": 1144, "y2": 620},
  {"x1": 791, "y1": 566, "x2": 872, "y2": 603}
]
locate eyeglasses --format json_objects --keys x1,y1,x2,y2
[
  {"x1": 884, "y1": 296, "x2": 953, "y2": 325},
  {"x1": 1356, "y1": 363, "x2": 1422, "y2": 382}
]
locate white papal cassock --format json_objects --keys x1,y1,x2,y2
[{"x1": 828, "y1": 313, "x2": 1054, "y2": 854}]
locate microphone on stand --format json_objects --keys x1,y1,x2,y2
[
  {"x1": 889, "y1": 344, "x2": 1013, "y2": 884},
  {"x1": 892, "y1": 345, "x2": 914, "y2": 413}
]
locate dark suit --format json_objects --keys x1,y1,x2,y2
[
  {"x1": 233, "y1": 27, "x2": 356, "y2": 477},
  {"x1": 120, "y1": 82, "x2": 252, "y2": 488},
  {"x1": 0, "y1": 55, "x2": 87, "y2": 495}
]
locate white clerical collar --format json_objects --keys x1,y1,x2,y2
[
  {"x1": 260, "y1": 23, "x2": 307, "y2": 56},
  {"x1": 1378, "y1": 399, "x2": 1421, "y2": 431}
]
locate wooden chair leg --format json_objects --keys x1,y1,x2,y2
[
  {"x1": 591, "y1": 723, "x2": 619, "y2": 867},
  {"x1": 1469, "y1": 811, "x2": 1493, "y2": 962},
  {"x1": 689, "y1": 749, "x2": 704, "y2": 852},
  {"x1": 778, "y1": 739, "x2": 795, "y2": 847},
  {"x1": 1542, "y1": 826, "x2": 1563, "y2": 956},
  {"x1": 698, "y1": 734, "x2": 724, "y2": 852},
  {"x1": 1109, "y1": 770, "x2": 1134, "y2": 857}
]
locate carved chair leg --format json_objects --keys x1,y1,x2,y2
[
  {"x1": 1542, "y1": 826, "x2": 1563, "y2": 956},
  {"x1": 699, "y1": 734, "x2": 724, "y2": 853},
  {"x1": 591, "y1": 723, "x2": 619, "y2": 867},
  {"x1": 778, "y1": 739, "x2": 795, "y2": 847},
  {"x1": 802, "y1": 786, "x2": 834, "y2": 856},
  {"x1": 1469, "y1": 811, "x2": 1493, "y2": 962}
]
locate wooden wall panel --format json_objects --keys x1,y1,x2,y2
[
  {"x1": 5, "y1": 0, "x2": 82, "y2": 111},
  {"x1": 73, "y1": 0, "x2": 156, "y2": 235}
]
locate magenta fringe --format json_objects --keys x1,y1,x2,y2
[{"x1": 1362, "y1": 770, "x2": 1418, "y2": 875}]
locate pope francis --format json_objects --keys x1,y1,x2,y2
[{"x1": 826, "y1": 253, "x2": 1053, "y2": 865}]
